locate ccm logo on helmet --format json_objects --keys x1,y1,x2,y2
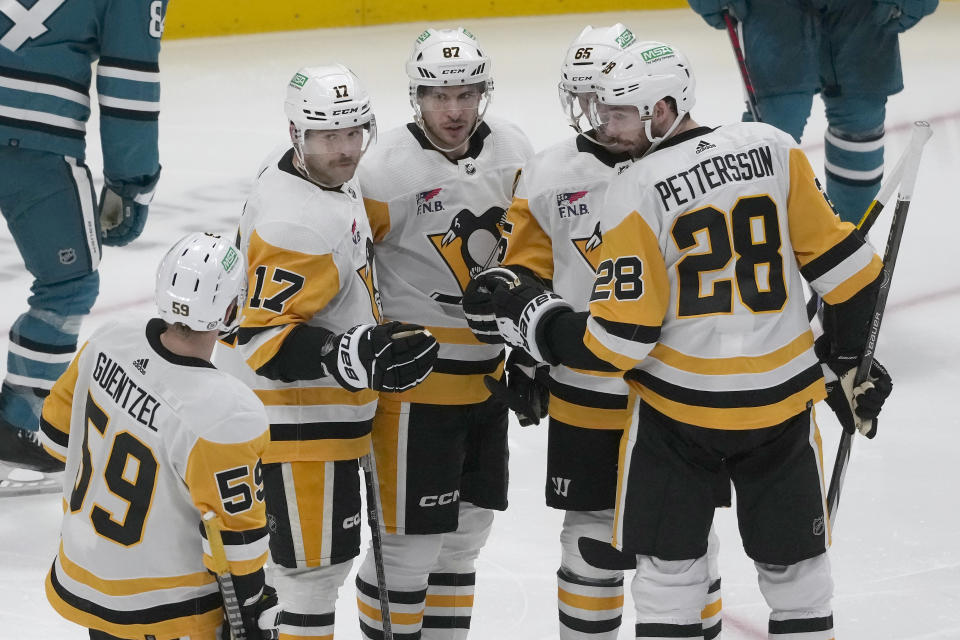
[
  {"x1": 332, "y1": 107, "x2": 360, "y2": 115},
  {"x1": 419, "y1": 490, "x2": 459, "y2": 507},
  {"x1": 441, "y1": 68, "x2": 465, "y2": 75}
]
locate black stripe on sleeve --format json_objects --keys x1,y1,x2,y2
[
  {"x1": 40, "y1": 418, "x2": 69, "y2": 448},
  {"x1": 592, "y1": 316, "x2": 661, "y2": 345},
  {"x1": 99, "y1": 105, "x2": 159, "y2": 121},
  {"x1": 9, "y1": 333, "x2": 76, "y2": 354},
  {"x1": 98, "y1": 57, "x2": 160, "y2": 73},
  {"x1": 0, "y1": 65, "x2": 88, "y2": 93},
  {"x1": 799, "y1": 230, "x2": 864, "y2": 283},
  {"x1": 0, "y1": 114, "x2": 85, "y2": 139}
]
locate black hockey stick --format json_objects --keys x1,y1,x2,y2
[
  {"x1": 203, "y1": 511, "x2": 248, "y2": 640},
  {"x1": 722, "y1": 12, "x2": 761, "y2": 122},
  {"x1": 826, "y1": 121, "x2": 933, "y2": 525},
  {"x1": 805, "y1": 141, "x2": 912, "y2": 321},
  {"x1": 361, "y1": 452, "x2": 394, "y2": 640}
]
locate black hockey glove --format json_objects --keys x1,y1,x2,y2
[
  {"x1": 322, "y1": 321, "x2": 439, "y2": 392},
  {"x1": 463, "y1": 268, "x2": 515, "y2": 344},
  {"x1": 815, "y1": 336, "x2": 893, "y2": 438},
  {"x1": 478, "y1": 268, "x2": 572, "y2": 366},
  {"x1": 484, "y1": 348, "x2": 550, "y2": 427},
  {"x1": 221, "y1": 584, "x2": 281, "y2": 640}
]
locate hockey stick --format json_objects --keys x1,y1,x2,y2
[
  {"x1": 361, "y1": 452, "x2": 394, "y2": 640},
  {"x1": 722, "y1": 12, "x2": 761, "y2": 122},
  {"x1": 203, "y1": 511, "x2": 248, "y2": 640},
  {"x1": 805, "y1": 141, "x2": 912, "y2": 321},
  {"x1": 826, "y1": 121, "x2": 933, "y2": 525}
]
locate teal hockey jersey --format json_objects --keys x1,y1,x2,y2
[{"x1": 0, "y1": 0, "x2": 167, "y2": 183}]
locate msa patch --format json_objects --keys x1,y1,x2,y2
[
  {"x1": 416, "y1": 188, "x2": 444, "y2": 214},
  {"x1": 289, "y1": 72, "x2": 308, "y2": 89},
  {"x1": 695, "y1": 140, "x2": 717, "y2": 154},
  {"x1": 221, "y1": 246, "x2": 238, "y2": 272},
  {"x1": 641, "y1": 45, "x2": 674, "y2": 63},
  {"x1": 416, "y1": 29, "x2": 431, "y2": 43},
  {"x1": 556, "y1": 191, "x2": 590, "y2": 218},
  {"x1": 616, "y1": 28, "x2": 635, "y2": 49}
]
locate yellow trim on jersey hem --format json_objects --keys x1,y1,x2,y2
[
  {"x1": 262, "y1": 434, "x2": 372, "y2": 463},
  {"x1": 821, "y1": 254, "x2": 883, "y2": 305},
  {"x1": 45, "y1": 571, "x2": 223, "y2": 639},
  {"x1": 254, "y1": 386, "x2": 378, "y2": 407},
  {"x1": 380, "y1": 365, "x2": 503, "y2": 406},
  {"x1": 422, "y1": 325, "x2": 492, "y2": 345},
  {"x1": 548, "y1": 396, "x2": 631, "y2": 430},
  {"x1": 201, "y1": 551, "x2": 270, "y2": 577},
  {"x1": 42, "y1": 443, "x2": 67, "y2": 462},
  {"x1": 57, "y1": 544, "x2": 215, "y2": 596},
  {"x1": 566, "y1": 367, "x2": 625, "y2": 378},
  {"x1": 583, "y1": 326, "x2": 641, "y2": 372},
  {"x1": 648, "y1": 332, "x2": 814, "y2": 376},
  {"x1": 557, "y1": 588, "x2": 624, "y2": 611},
  {"x1": 630, "y1": 380, "x2": 827, "y2": 430}
]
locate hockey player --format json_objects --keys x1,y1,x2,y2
[
  {"x1": 214, "y1": 65, "x2": 439, "y2": 640},
  {"x1": 39, "y1": 232, "x2": 280, "y2": 640},
  {"x1": 354, "y1": 27, "x2": 533, "y2": 640},
  {"x1": 0, "y1": 0, "x2": 165, "y2": 476},
  {"x1": 688, "y1": 0, "x2": 937, "y2": 223},
  {"x1": 469, "y1": 26, "x2": 722, "y2": 640},
  {"x1": 474, "y1": 42, "x2": 893, "y2": 639}
]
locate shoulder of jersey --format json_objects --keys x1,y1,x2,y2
[
  {"x1": 520, "y1": 136, "x2": 599, "y2": 195},
  {"x1": 177, "y1": 369, "x2": 269, "y2": 445},
  {"x1": 712, "y1": 121, "x2": 795, "y2": 151},
  {"x1": 484, "y1": 116, "x2": 535, "y2": 161}
]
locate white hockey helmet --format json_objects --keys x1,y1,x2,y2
[
  {"x1": 155, "y1": 232, "x2": 247, "y2": 333},
  {"x1": 588, "y1": 41, "x2": 696, "y2": 155},
  {"x1": 558, "y1": 24, "x2": 637, "y2": 137},
  {"x1": 406, "y1": 27, "x2": 493, "y2": 150},
  {"x1": 284, "y1": 64, "x2": 376, "y2": 165}
]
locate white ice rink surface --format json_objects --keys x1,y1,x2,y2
[{"x1": 2, "y1": 6, "x2": 959, "y2": 639}]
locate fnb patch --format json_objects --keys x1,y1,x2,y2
[
  {"x1": 557, "y1": 191, "x2": 589, "y2": 218},
  {"x1": 416, "y1": 188, "x2": 444, "y2": 215}
]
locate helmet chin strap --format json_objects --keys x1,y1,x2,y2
[{"x1": 641, "y1": 110, "x2": 687, "y2": 158}]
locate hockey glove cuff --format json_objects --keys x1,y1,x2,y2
[
  {"x1": 221, "y1": 584, "x2": 281, "y2": 640},
  {"x1": 323, "y1": 322, "x2": 439, "y2": 393},
  {"x1": 484, "y1": 349, "x2": 550, "y2": 426},
  {"x1": 100, "y1": 168, "x2": 161, "y2": 247},
  {"x1": 872, "y1": 0, "x2": 938, "y2": 32}
]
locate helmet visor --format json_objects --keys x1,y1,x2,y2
[
  {"x1": 296, "y1": 121, "x2": 376, "y2": 187},
  {"x1": 586, "y1": 95, "x2": 648, "y2": 147}
]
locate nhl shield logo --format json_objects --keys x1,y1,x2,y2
[{"x1": 58, "y1": 248, "x2": 77, "y2": 265}]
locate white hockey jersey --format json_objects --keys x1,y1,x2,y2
[
  {"x1": 501, "y1": 135, "x2": 635, "y2": 429},
  {"x1": 584, "y1": 123, "x2": 883, "y2": 430},
  {"x1": 40, "y1": 319, "x2": 269, "y2": 639},
  {"x1": 217, "y1": 146, "x2": 381, "y2": 463},
  {"x1": 359, "y1": 119, "x2": 533, "y2": 405}
]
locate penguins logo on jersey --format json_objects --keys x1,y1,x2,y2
[
  {"x1": 571, "y1": 222, "x2": 604, "y2": 272},
  {"x1": 427, "y1": 206, "x2": 506, "y2": 304},
  {"x1": 356, "y1": 238, "x2": 382, "y2": 322}
]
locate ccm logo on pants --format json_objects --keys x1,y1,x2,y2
[
  {"x1": 344, "y1": 513, "x2": 361, "y2": 529},
  {"x1": 419, "y1": 490, "x2": 460, "y2": 507}
]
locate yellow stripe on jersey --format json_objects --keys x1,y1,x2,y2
[
  {"x1": 263, "y1": 436, "x2": 371, "y2": 465},
  {"x1": 648, "y1": 332, "x2": 814, "y2": 375},
  {"x1": 40, "y1": 342, "x2": 88, "y2": 452},
  {"x1": 254, "y1": 386, "x2": 378, "y2": 408},
  {"x1": 501, "y1": 197, "x2": 554, "y2": 281},
  {"x1": 582, "y1": 322, "x2": 645, "y2": 372},
  {"x1": 364, "y1": 197, "x2": 391, "y2": 242},
  {"x1": 57, "y1": 543, "x2": 214, "y2": 596},
  {"x1": 241, "y1": 229, "x2": 341, "y2": 370},
  {"x1": 421, "y1": 325, "x2": 491, "y2": 345},
  {"x1": 381, "y1": 361, "x2": 504, "y2": 406},
  {"x1": 186, "y1": 433, "x2": 270, "y2": 576},
  {"x1": 548, "y1": 395, "x2": 632, "y2": 430},
  {"x1": 589, "y1": 210, "x2": 670, "y2": 333},
  {"x1": 629, "y1": 377, "x2": 826, "y2": 430},
  {"x1": 821, "y1": 254, "x2": 883, "y2": 305}
]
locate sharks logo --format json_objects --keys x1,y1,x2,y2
[
  {"x1": 571, "y1": 222, "x2": 604, "y2": 272},
  {"x1": 427, "y1": 206, "x2": 506, "y2": 305},
  {"x1": 355, "y1": 238, "x2": 382, "y2": 321}
]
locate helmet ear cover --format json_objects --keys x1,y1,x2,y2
[{"x1": 155, "y1": 232, "x2": 248, "y2": 333}]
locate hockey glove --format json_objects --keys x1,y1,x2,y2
[
  {"x1": 222, "y1": 584, "x2": 281, "y2": 640},
  {"x1": 322, "y1": 321, "x2": 439, "y2": 393},
  {"x1": 474, "y1": 268, "x2": 572, "y2": 365},
  {"x1": 463, "y1": 268, "x2": 520, "y2": 344},
  {"x1": 99, "y1": 169, "x2": 161, "y2": 247},
  {"x1": 484, "y1": 348, "x2": 550, "y2": 427},
  {"x1": 816, "y1": 336, "x2": 893, "y2": 438},
  {"x1": 872, "y1": 0, "x2": 938, "y2": 32},
  {"x1": 688, "y1": 0, "x2": 748, "y2": 29}
]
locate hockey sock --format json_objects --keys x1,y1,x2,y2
[
  {"x1": 420, "y1": 570, "x2": 476, "y2": 640},
  {"x1": 557, "y1": 567, "x2": 624, "y2": 640},
  {"x1": 701, "y1": 578, "x2": 722, "y2": 640},
  {"x1": 768, "y1": 612, "x2": 834, "y2": 640},
  {"x1": 278, "y1": 610, "x2": 335, "y2": 640},
  {"x1": 356, "y1": 574, "x2": 426, "y2": 640},
  {"x1": 825, "y1": 127, "x2": 885, "y2": 224}
]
